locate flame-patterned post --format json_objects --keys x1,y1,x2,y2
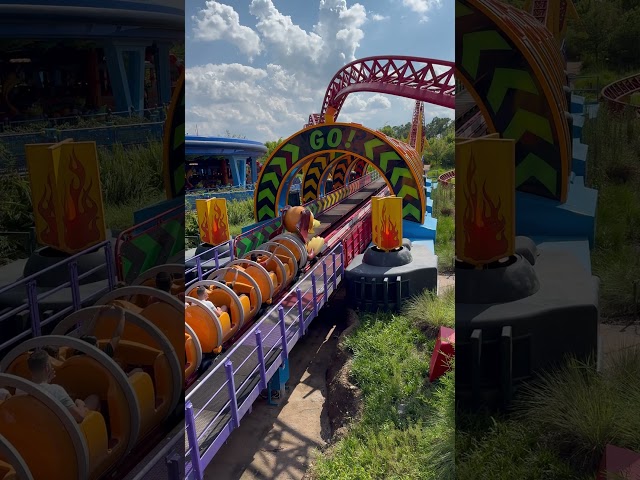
[
  {"x1": 455, "y1": 136, "x2": 516, "y2": 267},
  {"x1": 371, "y1": 196, "x2": 403, "y2": 252},
  {"x1": 25, "y1": 140, "x2": 106, "y2": 254},
  {"x1": 196, "y1": 197, "x2": 230, "y2": 246}
]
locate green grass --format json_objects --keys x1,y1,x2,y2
[
  {"x1": 584, "y1": 105, "x2": 640, "y2": 317},
  {"x1": 311, "y1": 291, "x2": 454, "y2": 480},
  {"x1": 99, "y1": 142, "x2": 164, "y2": 206},
  {"x1": 456, "y1": 415, "x2": 580, "y2": 480},
  {"x1": 185, "y1": 197, "x2": 255, "y2": 247},
  {"x1": 432, "y1": 184, "x2": 455, "y2": 273},
  {"x1": 456, "y1": 88, "x2": 640, "y2": 480},
  {"x1": 405, "y1": 287, "x2": 454, "y2": 334},
  {"x1": 0, "y1": 140, "x2": 165, "y2": 261},
  {"x1": 457, "y1": 348, "x2": 640, "y2": 479}
]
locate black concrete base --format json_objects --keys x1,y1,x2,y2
[
  {"x1": 344, "y1": 241, "x2": 438, "y2": 312},
  {"x1": 456, "y1": 237, "x2": 599, "y2": 410}
]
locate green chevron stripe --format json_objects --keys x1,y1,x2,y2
[
  {"x1": 487, "y1": 68, "x2": 538, "y2": 113},
  {"x1": 258, "y1": 188, "x2": 275, "y2": 202},
  {"x1": 261, "y1": 172, "x2": 280, "y2": 187},
  {"x1": 402, "y1": 203, "x2": 421, "y2": 220},
  {"x1": 516, "y1": 153, "x2": 557, "y2": 194},
  {"x1": 271, "y1": 156, "x2": 288, "y2": 175},
  {"x1": 379, "y1": 151, "x2": 401, "y2": 171},
  {"x1": 173, "y1": 164, "x2": 184, "y2": 194},
  {"x1": 258, "y1": 205, "x2": 275, "y2": 219},
  {"x1": 256, "y1": 125, "x2": 425, "y2": 224},
  {"x1": 173, "y1": 123, "x2": 184, "y2": 150},
  {"x1": 462, "y1": 31, "x2": 511, "y2": 79},
  {"x1": 397, "y1": 184, "x2": 420, "y2": 200},
  {"x1": 503, "y1": 109, "x2": 553, "y2": 143},
  {"x1": 456, "y1": 1, "x2": 473, "y2": 16},
  {"x1": 390, "y1": 167, "x2": 412, "y2": 185},
  {"x1": 365, "y1": 139, "x2": 385, "y2": 159},
  {"x1": 281, "y1": 143, "x2": 300, "y2": 163}
]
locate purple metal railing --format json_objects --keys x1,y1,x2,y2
[
  {"x1": 0, "y1": 240, "x2": 116, "y2": 352},
  {"x1": 185, "y1": 239, "x2": 235, "y2": 289},
  {"x1": 184, "y1": 243, "x2": 345, "y2": 479}
]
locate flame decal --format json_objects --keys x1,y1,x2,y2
[
  {"x1": 37, "y1": 172, "x2": 59, "y2": 246},
  {"x1": 200, "y1": 209, "x2": 211, "y2": 244},
  {"x1": 375, "y1": 204, "x2": 400, "y2": 250},
  {"x1": 211, "y1": 202, "x2": 229, "y2": 245},
  {"x1": 462, "y1": 154, "x2": 508, "y2": 262},
  {"x1": 63, "y1": 149, "x2": 100, "y2": 250}
]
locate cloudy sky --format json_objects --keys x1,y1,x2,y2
[{"x1": 185, "y1": 0, "x2": 454, "y2": 142}]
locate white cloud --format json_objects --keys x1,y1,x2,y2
[
  {"x1": 187, "y1": 0, "x2": 373, "y2": 140},
  {"x1": 186, "y1": 62, "x2": 315, "y2": 140},
  {"x1": 342, "y1": 94, "x2": 392, "y2": 113},
  {"x1": 402, "y1": 0, "x2": 442, "y2": 22},
  {"x1": 371, "y1": 13, "x2": 389, "y2": 21},
  {"x1": 186, "y1": 0, "x2": 453, "y2": 141},
  {"x1": 191, "y1": 1, "x2": 262, "y2": 59}
]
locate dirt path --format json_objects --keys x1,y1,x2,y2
[
  {"x1": 204, "y1": 288, "x2": 350, "y2": 480},
  {"x1": 438, "y1": 273, "x2": 455, "y2": 294}
]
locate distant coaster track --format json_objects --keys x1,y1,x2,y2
[{"x1": 601, "y1": 72, "x2": 640, "y2": 116}]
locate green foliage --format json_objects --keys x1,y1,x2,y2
[
  {"x1": 0, "y1": 163, "x2": 33, "y2": 263},
  {"x1": 514, "y1": 353, "x2": 640, "y2": 473},
  {"x1": 583, "y1": 105, "x2": 640, "y2": 316},
  {"x1": 260, "y1": 138, "x2": 284, "y2": 162},
  {"x1": 311, "y1": 291, "x2": 455, "y2": 480},
  {"x1": 424, "y1": 117, "x2": 454, "y2": 139},
  {"x1": 432, "y1": 182, "x2": 455, "y2": 272},
  {"x1": 456, "y1": 417, "x2": 578, "y2": 480},
  {"x1": 425, "y1": 125, "x2": 455, "y2": 170},
  {"x1": 0, "y1": 114, "x2": 157, "y2": 134},
  {"x1": 0, "y1": 141, "x2": 166, "y2": 261},
  {"x1": 378, "y1": 122, "x2": 411, "y2": 142},
  {"x1": 185, "y1": 197, "x2": 255, "y2": 244},
  {"x1": 99, "y1": 142, "x2": 164, "y2": 206},
  {"x1": 457, "y1": 348, "x2": 640, "y2": 479},
  {"x1": 404, "y1": 287, "x2": 454, "y2": 333},
  {"x1": 566, "y1": 1, "x2": 640, "y2": 71}
]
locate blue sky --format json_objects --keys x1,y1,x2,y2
[{"x1": 185, "y1": 0, "x2": 454, "y2": 142}]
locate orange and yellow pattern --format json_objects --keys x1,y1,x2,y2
[
  {"x1": 25, "y1": 140, "x2": 106, "y2": 253},
  {"x1": 196, "y1": 198, "x2": 230, "y2": 246},
  {"x1": 372, "y1": 196, "x2": 403, "y2": 251},
  {"x1": 456, "y1": 136, "x2": 516, "y2": 266}
]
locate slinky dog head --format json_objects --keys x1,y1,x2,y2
[{"x1": 282, "y1": 206, "x2": 320, "y2": 243}]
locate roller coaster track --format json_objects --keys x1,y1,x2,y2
[
  {"x1": 601, "y1": 72, "x2": 640, "y2": 116},
  {"x1": 184, "y1": 178, "x2": 386, "y2": 477},
  {"x1": 438, "y1": 169, "x2": 455, "y2": 185},
  {"x1": 306, "y1": 56, "x2": 455, "y2": 126},
  {"x1": 408, "y1": 100, "x2": 424, "y2": 151}
]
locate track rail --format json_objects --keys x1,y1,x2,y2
[
  {"x1": 183, "y1": 179, "x2": 382, "y2": 478},
  {"x1": 408, "y1": 100, "x2": 424, "y2": 149},
  {"x1": 438, "y1": 170, "x2": 455, "y2": 185},
  {"x1": 601, "y1": 72, "x2": 640, "y2": 116},
  {"x1": 306, "y1": 56, "x2": 455, "y2": 125}
]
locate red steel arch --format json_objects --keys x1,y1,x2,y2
[{"x1": 306, "y1": 56, "x2": 455, "y2": 126}]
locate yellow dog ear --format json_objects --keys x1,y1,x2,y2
[{"x1": 307, "y1": 236, "x2": 324, "y2": 255}]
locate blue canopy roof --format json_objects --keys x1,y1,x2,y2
[{"x1": 185, "y1": 135, "x2": 268, "y2": 158}]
